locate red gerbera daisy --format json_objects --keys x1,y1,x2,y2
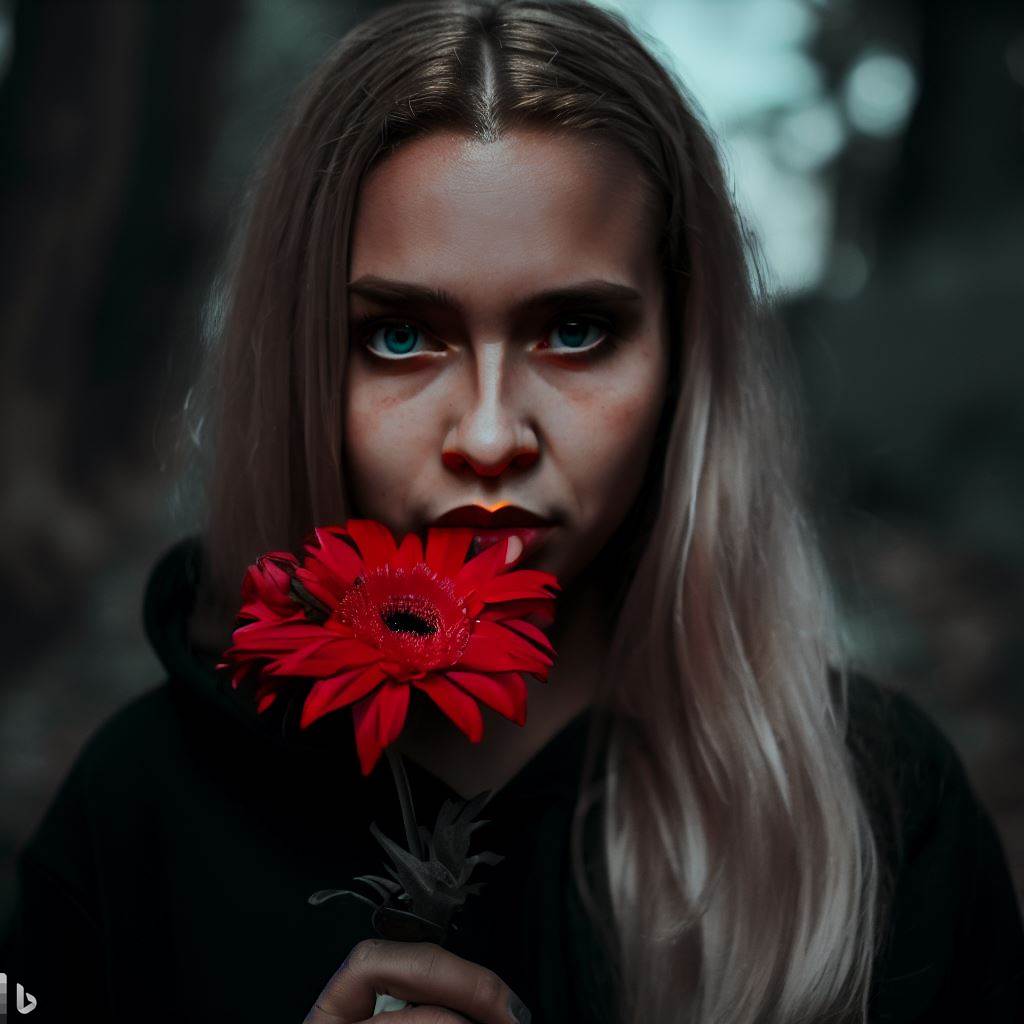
[{"x1": 218, "y1": 518, "x2": 561, "y2": 775}]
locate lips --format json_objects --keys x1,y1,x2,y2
[
  {"x1": 429, "y1": 505, "x2": 557, "y2": 564},
  {"x1": 432, "y1": 504, "x2": 554, "y2": 529}
]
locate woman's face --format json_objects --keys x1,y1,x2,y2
[{"x1": 343, "y1": 129, "x2": 669, "y2": 590}]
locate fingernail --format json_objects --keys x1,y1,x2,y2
[
  {"x1": 508, "y1": 991, "x2": 531, "y2": 1024},
  {"x1": 505, "y1": 535, "x2": 524, "y2": 565}
]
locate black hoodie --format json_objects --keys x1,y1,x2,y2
[{"x1": 1, "y1": 536, "x2": 1022, "y2": 1023}]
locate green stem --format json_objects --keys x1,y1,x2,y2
[{"x1": 385, "y1": 746, "x2": 423, "y2": 861}]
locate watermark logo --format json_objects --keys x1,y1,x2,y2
[{"x1": 0, "y1": 974, "x2": 38, "y2": 1016}]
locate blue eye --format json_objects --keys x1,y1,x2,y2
[
  {"x1": 351, "y1": 313, "x2": 619, "y2": 362},
  {"x1": 359, "y1": 320, "x2": 432, "y2": 360},
  {"x1": 543, "y1": 317, "x2": 609, "y2": 354}
]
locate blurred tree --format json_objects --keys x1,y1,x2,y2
[{"x1": 0, "y1": 0, "x2": 242, "y2": 660}]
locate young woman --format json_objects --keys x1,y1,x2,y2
[{"x1": 3, "y1": 1, "x2": 1022, "y2": 1022}]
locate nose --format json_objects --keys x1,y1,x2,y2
[{"x1": 441, "y1": 343, "x2": 539, "y2": 478}]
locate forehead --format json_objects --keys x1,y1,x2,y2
[{"x1": 349, "y1": 129, "x2": 660, "y2": 296}]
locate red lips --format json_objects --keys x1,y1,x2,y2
[{"x1": 430, "y1": 505, "x2": 556, "y2": 564}]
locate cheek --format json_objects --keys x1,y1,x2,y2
[
  {"x1": 586, "y1": 352, "x2": 666, "y2": 448},
  {"x1": 602, "y1": 394, "x2": 661, "y2": 471},
  {"x1": 342, "y1": 382, "x2": 411, "y2": 493},
  {"x1": 347, "y1": 388, "x2": 401, "y2": 432},
  {"x1": 570, "y1": 358, "x2": 666, "y2": 501}
]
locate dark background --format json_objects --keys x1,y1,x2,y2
[{"x1": 1, "y1": 0, "x2": 1021, "y2": 928}]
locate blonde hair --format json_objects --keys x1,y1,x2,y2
[{"x1": 175, "y1": 2, "x2": 894, "y2": 1019}]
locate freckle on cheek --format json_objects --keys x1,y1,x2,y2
[
  {"x1": 366, "y1": 393, "x2": 401, "y2": 413},
  {"x1": 605, "y1": 399, "x2": 645, "y2": 433}
]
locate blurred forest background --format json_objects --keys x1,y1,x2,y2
[{"x1": 1, "y1": 0, "x2": 1022, "y2": 929}]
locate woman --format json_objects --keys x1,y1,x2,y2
[{"x1": 3, "y1": 1, "x2": 1022, "y2": 1022}]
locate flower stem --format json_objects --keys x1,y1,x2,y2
[{"x1": 385, "y1": 746, "x2": 423, "y2": 861}]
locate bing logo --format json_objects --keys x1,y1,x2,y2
[{"x1": 0, "y1": 974, "x2": 37, "y2": 1016}]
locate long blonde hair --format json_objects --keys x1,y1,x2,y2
[{"x1": 176, "y1": 2, "x2": 894, "y2": 1020}]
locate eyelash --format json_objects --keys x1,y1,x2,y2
[{"x1": 350, "y1": 313, "x2": 622, "y2": 363}]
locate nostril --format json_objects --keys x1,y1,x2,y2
[{"x1": 510, "y1": 450, "x2": 539, "y2": 470}]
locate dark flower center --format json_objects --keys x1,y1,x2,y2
[{"x1": 381, "y1": 607, "x2": 438, "y2": 637}]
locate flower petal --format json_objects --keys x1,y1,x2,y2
[
  {"x1": 375, "y1": 681, "x2": 411, "y2": 747},
  {"x1": 267, "y1": 636, "x2": 382, "y2": 677},
  {"x1": 294, "y1": 564, "x2": 346, "y2": 607},
  {"x1": 392, "y1": 531, "x2": 424, "y2": 570},
  {"x1": 411, "y1": 675, "x2": 484, "y2": 742},
  {"x1": 265, "y1": 635, "x2": 338, "y2": 675},
  {"x1": 352, "y1": 691, "x2": 385, "y2": 775},
  {"x1": 493, "y1": 618, "x2": 555, "y2": 656},
  {"x1": 424, "y1": 527, "x2": 474, "y2": 578},
  {"x1": 456, "y1": 618, "x2": 555, "y2": 674},
  {"x1": 240, "y1": 552, "x2": 300, "y2": 617},
  {"x1": 231, "y1": 616, "x2": 326, "y2": 641},
  {"x1": 453, "y1": 535, "x2": 515, "y2": 594},
  {"x1": 444, "y1": 670, "x2": 528, "y2": 726},
  {"x1": 300, "y1": 663, "x2": 387, "y2": 729},
  {"x1": 343, "y1": 519, "x2": 398, "y2": 569},
  {"x1": 225, "y1": 616, "x2": 325, "y2": 656},
  {"x1": 303, "y1": 527, "x2": 365, "y2": 588},
  {"x1": 469, "y1": 567, "x2": 561, "y2": 607}
]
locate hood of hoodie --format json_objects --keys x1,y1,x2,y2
[{"x1": 141, "y1": 534, "x2": 365, "y2": 761}]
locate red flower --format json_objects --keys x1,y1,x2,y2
[{"x1": 218, "y1": 519, "x2": 561, "y2": 775}]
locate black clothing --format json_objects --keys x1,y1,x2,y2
[{"x1": 1, "y1": 536, "x2": 1022, "y2": 1023}]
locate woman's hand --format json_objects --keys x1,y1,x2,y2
[{"x1": 302, "y1": 939, "x2": 532, "y2": 1023}]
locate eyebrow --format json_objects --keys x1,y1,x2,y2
[{"x1": 346, "y1": 275, "x2": 642, "y2": 315}]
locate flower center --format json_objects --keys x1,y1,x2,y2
[
  {"x1": 335, "y1": 564, "x2": 471, "y2": 672},
  {"x1": 381, "y1": 599, "x2": 439, "y2": 637}
]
